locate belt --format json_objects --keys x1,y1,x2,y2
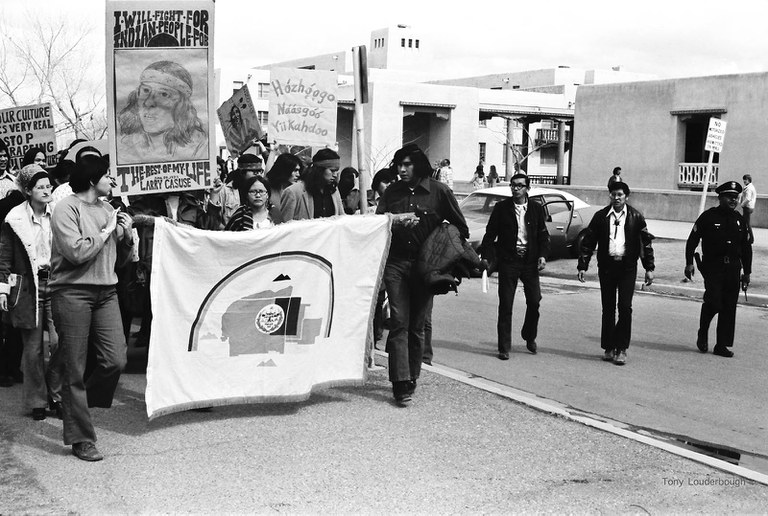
[
  {"x1": 37, "y1": 269, "x2": 50, "y2": 280},
  {"x1": 610, "y1": 255, "x2": 624, "y2": 261}
]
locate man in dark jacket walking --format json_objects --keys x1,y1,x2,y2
[
  {"x1": 685, "y1": 180, "x2": 752, "y2": 358},
  {"x1": 577, "y1": 181, "x2": 654, "y2": 365},
  {"x1": 480, "y1": 173, "x2": 550, "y2": 360}
]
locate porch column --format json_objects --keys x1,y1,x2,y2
[
  {"x1": 505, "y1": 118, "x2": 515, "y2": 179},
  {"x1": 556, "y1": 119, "x2": 566, "y2": 184}
]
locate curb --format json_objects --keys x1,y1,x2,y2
[
  {"x1": 374, "y1": 351, "x2": 768, "y2": 485},
  {"x1": 540, "y1": 275, "x2": 768, "y2": 309}
]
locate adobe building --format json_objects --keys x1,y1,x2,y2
[{"x1": 569, "y1": 71, "x2": 767, "y2": 225}]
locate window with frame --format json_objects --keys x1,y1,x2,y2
[
  {"x1": 401, "y1": 38, "x2": 405, "y2": 47},
  {"x1": 540, "y1": 146, "x2": 557, "y2": 165},
  {"x1": 257, "y1": 111, "x2": 268, "y2": 127},
  {"x1": 232, "y1": 81, "x2": 243, "y2": 95},
  {"x1": 257, "y1": 83, "x2": 270, "y2": 99},
  {"x1": 478, "y1": 142, "x2": 486, "y2": 163}
]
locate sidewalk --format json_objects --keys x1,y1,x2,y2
[{"x1": 646, "y1": 219, "x2": 768, "y2": 249}]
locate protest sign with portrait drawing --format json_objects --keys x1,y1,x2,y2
[
  {"x1": 217, "y1": 84, "x2": 263, "y2": 156},
  {"x1": 106, "y1": 0, "x2": 215, "y2": 195}
]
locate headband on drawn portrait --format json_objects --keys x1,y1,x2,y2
[{"x1": 139, "y1": 69, "x2": 193, "y2": 97}]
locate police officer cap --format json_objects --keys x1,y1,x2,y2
[
  {"x1": 608, "y1": 181, "x2": 630, "y2": 196},
  {"x1": 715, "y1": 181, "x2": 742, "y2": 195}
]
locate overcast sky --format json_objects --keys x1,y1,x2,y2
[{"x1": 6, "y1": 0, "x2": 768, "y2": 81}]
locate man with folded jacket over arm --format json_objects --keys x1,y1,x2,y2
[{"x1": 376, "y1": 144, "x2": 467, "y2": 406}]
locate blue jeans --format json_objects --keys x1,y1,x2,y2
[
  {"x1": 52, "y1": 286, "x2": 126, "y2": 445},
  {"x1": 21, "y1": 277, "x2": 61, "y2": 410},
  {"x1": 497, "y1": 257, "x2": 541, "y2": 353},
  {"x1": 383, "y1": 258, "x2": 432, "y2": 383}
]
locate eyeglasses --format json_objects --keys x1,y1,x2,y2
[
  {"x1": 248, "y1": 189, "x2": 268, "y2": 196},
  {"x1": 511, "y1": 183, "x2": 527, "y2": 189}
]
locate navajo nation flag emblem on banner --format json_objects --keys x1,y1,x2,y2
[{"x1": 145, "y1": 215, "x2": 391, "y2": 418}]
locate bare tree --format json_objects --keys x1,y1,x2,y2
[{"x1": 0, "y1": 12, "x2": 106, "y2": 144}]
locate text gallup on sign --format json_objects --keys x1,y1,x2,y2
[{"x1": 704, "y1": 118, "x2": 727, "y2": 154}]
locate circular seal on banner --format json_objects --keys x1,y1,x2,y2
[{"x1": 255, "y1": 304, "x2": 285, "y2": 334}]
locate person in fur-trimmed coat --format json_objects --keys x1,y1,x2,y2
[{"x1": 0, "y1": 165, "x2": 61, "y2": 421}]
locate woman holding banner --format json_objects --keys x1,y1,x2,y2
[
  {"x1": 225, "y1": 176, "x2": 283, "y2": 231},
  {"x1": 49, "y1": 156, "x2": 135, "y2": 461}
]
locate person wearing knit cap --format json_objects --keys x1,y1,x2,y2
[
  {"x1": 0, "y1": 164, "x2": 62, "y2": 421},
  {"x1": 117, "y1": 60, "x2": 207, "y2": 164},
  {"x1": 685, "y1": 180, "x2": 752, "y2": 358},
  {"x1": 280, "y1": 148, "x2": 343, "y2": 221}
]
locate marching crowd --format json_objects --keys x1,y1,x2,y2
[{"x1": 0, "y1": 134, "x2": 755, "y2": 463}]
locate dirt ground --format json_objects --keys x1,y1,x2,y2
[{"x1": 543, "y1": 239, "x2": 768, "y2": 296}]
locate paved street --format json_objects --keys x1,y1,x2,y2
[
  {"x1": 1, "y1": 350, "x2": 768, "y2": 514},
  {"x1": 431, "y1": 277, "x2": 768, "y2": 460}
]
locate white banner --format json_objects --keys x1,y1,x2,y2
[
  {"x1": 145, "y1": 215, "x2": 392, "y2": 418},
  {"x1": 106, "y1": 0, "x2": 216, "y2": 195},
  {"x1": 268, "y1": 68, "x2": 338, "y2": 147}
]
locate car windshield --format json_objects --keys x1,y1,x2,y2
[{"x1": 460, "y1": 194, "x2": 504, "y2": 222}]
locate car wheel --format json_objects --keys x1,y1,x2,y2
[{"x1": 570, "y1": 230, "x2": 586, "y2": 258}]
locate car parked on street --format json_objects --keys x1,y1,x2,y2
[{"x1": 459, "y1": 185, "x2": 601, "y2": 258}]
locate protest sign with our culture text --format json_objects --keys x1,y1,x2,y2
[{"x1": 0, "y1": 103, "x2": 57, "y2": 169}]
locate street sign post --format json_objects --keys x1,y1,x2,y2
[{"x1": 699, "y1": 118, "x2": 727, "y2": 215}]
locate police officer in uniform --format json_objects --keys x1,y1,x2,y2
[{"x1": 685, "y1": 181, "x2": 752, "y2": 357}]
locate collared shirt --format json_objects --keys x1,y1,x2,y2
[
  {"x1": 741, "y1": 183, "x2": 757, "y2": 210},
  {"x1": 0, "y1": 172, "x2": 17, "y2": 200},
  {"x1": 376, "y1": 176, "x2": 468, "y2": 259},
  {"x1": 26, "y1": 202, "x2": 53, "y2": 269},
  {"x1": 514, "y1": 202, "x2": 528, "y2": 250},
  {"x1": 607, "y1": 206, "x2": 627, "y2": 257}
]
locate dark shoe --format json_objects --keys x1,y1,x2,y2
[
  {"x1": 497, "y1": 352, "x2": 510, "y2": 360},
  {"x1": 392, "y1": 381, "x2": 412, "y2": 406},
  {"x1": 526, "y1": 340, "x2": 538, "y2": 354},
  {"x1": 422, "y1": 358, "x2": 432, "y2": 366},
  {"x1": 712, "y1": 347, "x2": 734, "y2": 358},
  {"x1": 406, "y1": 379, "x2": 417, "y2": 396},
  {"x1": 50, "y1": 401, "x2": 64, "y2": 420},
  {"x1": 614, "y1": 350, "x2": 627, "y2": 365},
  {"x1": 72, "y1": 442, "x2": 103, "y2": 462},
  {"x1": 32, "y1": 408, "x2": 47, "y2": 421},
  {"x1": 602, "y1": 349, "x2": 615, "y2": 362},
  {"x1": 696, "y1": 337, "x2": 708, "y2": 353}
]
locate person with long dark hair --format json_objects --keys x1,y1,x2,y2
[
  {"x1": 376, "y1": 144, "x2": 468, "y2": 405},
  {"x1": 280, "y1": 148, "x2": 343, "y2": 221},
  {"x1": 265, "y1": 153, "x2": 303, "y2": 209},
  {"x1": 117, "y1": 60, "x2": 207, "y2": 163},
  {"x1": 21, "y1": 147, "x2": 47, "y2": 169},
  {"x1": 225, "y1": 176, "x2": 283, "y2": 231}
]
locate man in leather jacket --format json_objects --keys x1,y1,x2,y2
[{"x1": 577, "y1": 181, "x2": 654, "y2": 365}]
